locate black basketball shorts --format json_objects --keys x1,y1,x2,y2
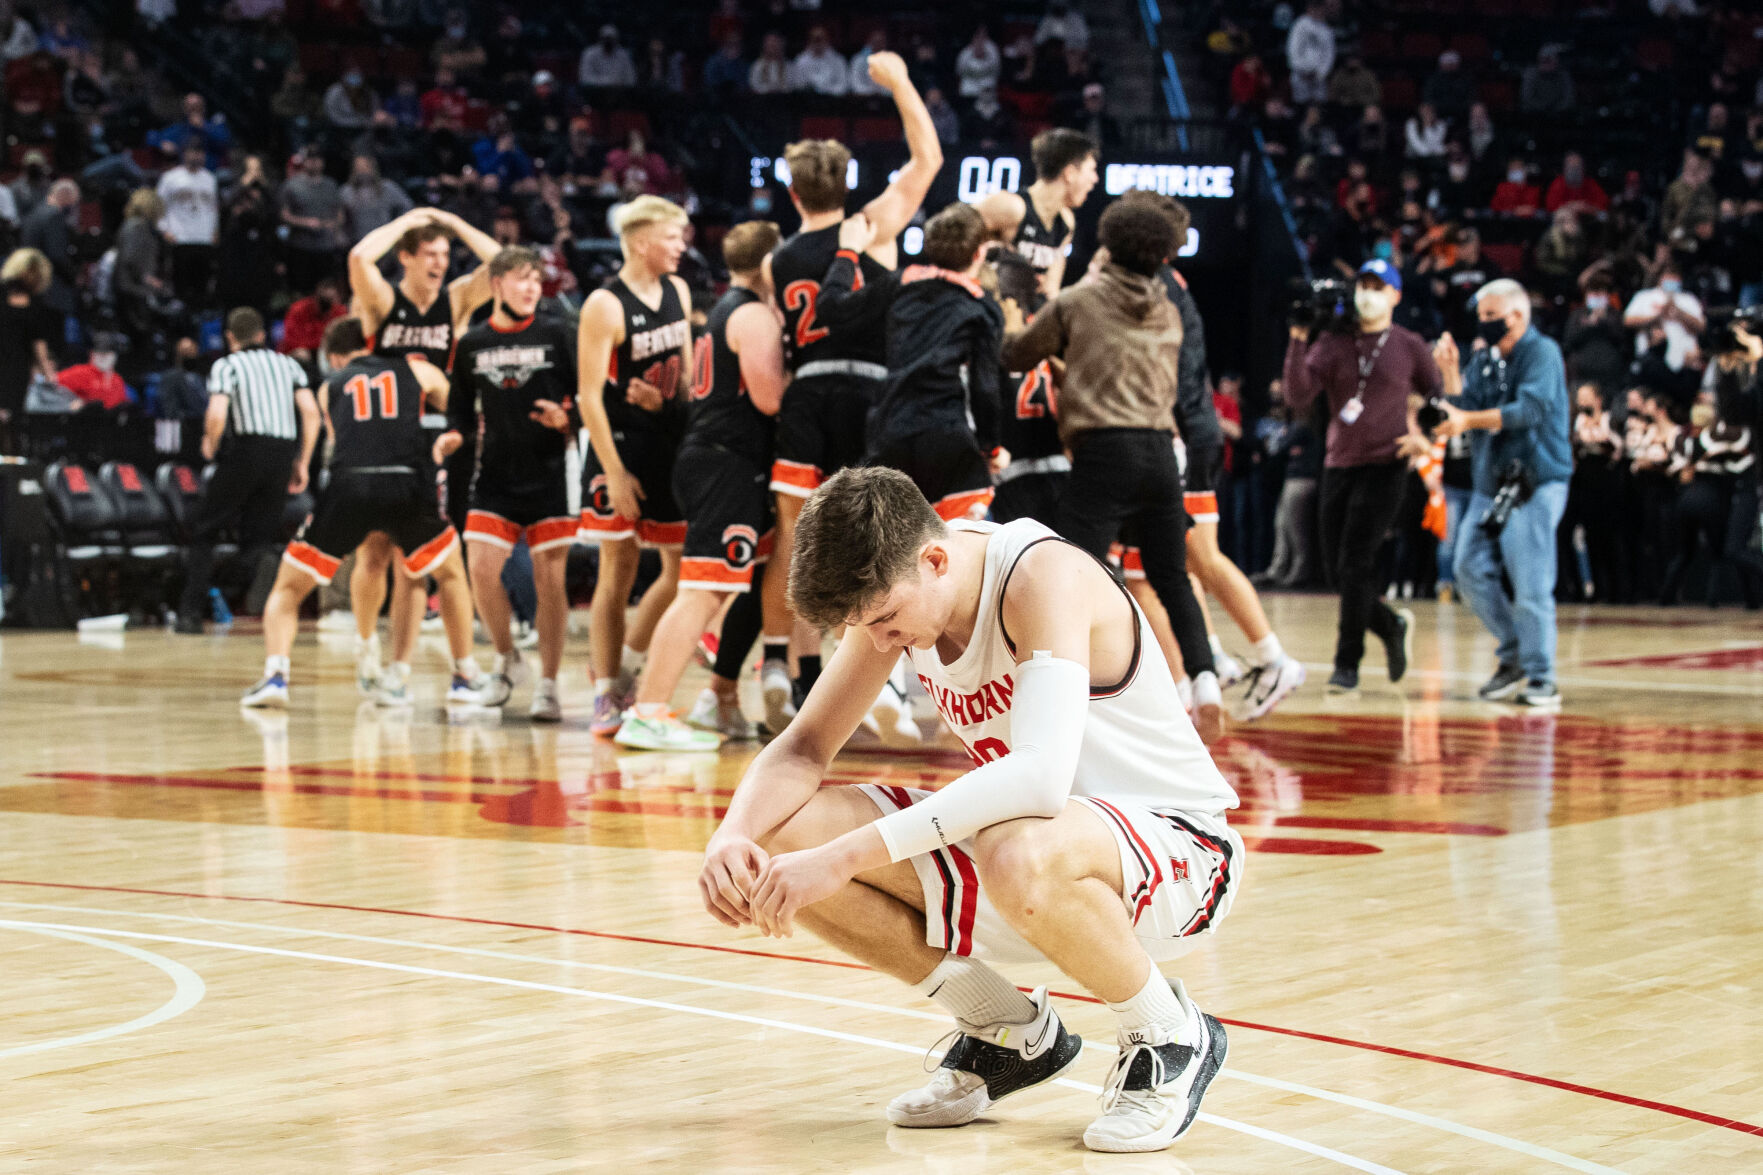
[
  {"x1": 579, "y1": 426, "x2": 686, "y2": 546},
  {"x1": 284, "y1": 470, "x2": 456, "y2": 584},
  {"x1": 868, "y1": 428, "x2": 995, "y2": 521},
  {"x1": 465, "y1": 464, "x2": 575, "y2": 554},
  {"x1": 770, "y1": 374, "x2": 879, "y2": 499},
  {"x1": 673, "y1": 444, "x2": 772, "y2": 593},
  {"x1": 1182, "y1": 441, "x2": 1223, "y2": 524}
]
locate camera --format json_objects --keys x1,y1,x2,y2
[
  {"x1": 1416, "y1": 395, "x2": 1448, "y2": 434},
  {"x1": 1479, "y1": 460, "x2": 1537, "y2": 537},
  {"x1": 1288, "y1": 277, "x2": 1358, "y2": 337},
  {"x1": 1711, "y1": 304, "x2": 1763, "y2": 356}
]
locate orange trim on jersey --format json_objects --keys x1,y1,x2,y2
[
  {"x1": 489, "y1": 313, "x2": 535, "y2": 334},
  {"x1": 284, "y1": 540, "x2": 342, "y2": 584},
  {"x1": 770, "y1": 459, "x2": 823, "y2": 497},
  {"x1": 577, "y1": 509, "x2": 636, "y2": 542},
  {"x1": 638, "y1": 519, "x2": 688, "y2": 547},
  {"x1": 402, "y1": 528, "x2": 458, "y2": 578},
  {"x1": 1113, "y1": 544, "x2": 1146, "y2": 581},
  {"x1": 933, "y1": 487, "x2": 994, "y2": 521},
  {"x1": 679, "y1": 556, "x2": 755, "y2": 591},
  {"x1": 901, "y1": 264, "x2": 985, "y2": 299},
  {"x1": 465, "y1": 510, "x2": 521, "y2": 548},
  {"x1": 526, "y1": 516, "x2": 578, "y2": 552},
  {"x1": 1183, "y1": 491, "x2": 1219, "y2": 523}
]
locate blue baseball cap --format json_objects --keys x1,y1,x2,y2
[{"x1": 1357, "y1": 258, "x2": 1403, "y2": 292}]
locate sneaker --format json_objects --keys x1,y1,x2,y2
[
  {"x1": 512, "y1": 620, "x2": 540, "y2": 650},
  {"x1": 1326, "y1": 666, "x2": 1359, "y2": 694},
  {"x1": 1212, "y1": 650, "x2": 1244, "y2": 690},
  {"x1": 476, "y1": 673, "x2": 514, "y2": 708},
  {"x1": 492, "y1": 650, "x2": 531, "y2": 690},
  {"x1": 241, "y1": 672, "x2": 288, "y2": 708},
  {"x1": 1083, "y1": 985, "x2": 1228, "y2": 1153},
  {"x1": 685, "y1": 688, "x2": 755, "y2": 740},
  {"x1": 1382, "y1": 607, "x2": 1414, "y2": 685},
  {"x1": 1515, "y1": 680, "x2": 1561, "y2": 710},
  {"x1": 887, "y1": 986, "x2": 1083, "y2": 1129},
  {"x1": 1232, "y1": 655, "x2": 1306, "y2": 722},
  {"x1": 590, "y1": 692, "x2": 626, "y2": 736},
  {"x1": 1190, "y1": 671, "x2": 1224, "y2": 744},
  {"x1": 614, "y1": 711, "x2": 722, "y2": 751},
  {"x1": 354, "y1": 637, "x2": 381, "y2": 696},
  {"x1": 446, "y1": 674, "x2": 482, "y2": 706},
  {"x1": 529, "y1": 678, "x2": 563, "y2": 723},
  {"x1": 373, "y1": 668, "x2": 413, "y2": 708},
  {"x1": 868, "y1": 679, "x2": 923, "y2": 747},
  {"x1": 760, "y1": 661, "x2": 797, "y2": 735},
  {"x1": 1477, "y1": 662, "x2": 1526, "y2": 701},
  {"x1": 694, "y1": 630, "x2": 719, "y2": 669}
]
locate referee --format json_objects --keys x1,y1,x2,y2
[{"x1": 175, "y1": 308, "x2": 318, "y2": 632}]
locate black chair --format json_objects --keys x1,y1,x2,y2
[
  {"x1": 100, "y1": 461, "x2": 181, "y2": 618},
  {"x1": 41, "y1": 460, "x2": 126, "y2": 620},
  {"x1": 155, "y1": 462, "x2": 203, "y2": 541}
]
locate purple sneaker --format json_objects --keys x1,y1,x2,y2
[{"x1": 591, "y1": 692, "x2": 625, "y2": 736}]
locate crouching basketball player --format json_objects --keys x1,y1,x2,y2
[
  {"x1": 242, "y1": 319, "x2": 479, "y2": 708},
  {"x1": 698, "y1": 467, "x2": 1239, "y2": 1153}
]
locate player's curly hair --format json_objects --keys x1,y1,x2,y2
[
  {"x1": 1098, "y1": 200, "x2": 1177, "y2": 277},
  {"x1": 788, "y1": 467, "x2": 947, "y2": 631},
  {"x1": 1115, "y1": 189, "x2": 1192, "y2": 249}
]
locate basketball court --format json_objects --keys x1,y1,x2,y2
[{"x1": 3, "y1": 596, "x2": 1760, "y2": 1172}]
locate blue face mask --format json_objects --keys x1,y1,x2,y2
[
  {"x1": 1373, "y1": 239, "x2": 1394, "y2": 261},
  {"x1": 1659, "y1": 278, "x2": 1682, "y2": 294}
]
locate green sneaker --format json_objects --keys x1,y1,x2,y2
[{"x1": 614, "y1": 711, "x2": 722, "y2": 752}]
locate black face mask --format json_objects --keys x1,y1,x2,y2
[{"x1": 1476, "y1": 318, "x2": 1510, "y2": 348}]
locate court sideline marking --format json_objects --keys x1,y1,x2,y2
[
  {"x1": 0, "y1": 898, "x2": 1627, "y2": 1175},
  {"x1": 3, "y1": 874, "x2": 1756, "y2": 1140},
  {"x1": 0, "y1": 924, "x2": 206, "y2": 1059},
  {"x1": 0, "y1": 916, "x2": 1402, "y2": 1175}
]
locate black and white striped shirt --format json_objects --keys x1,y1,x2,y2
[{"x1": 208, "y1": 347, "x2": 309, "y2": 440}]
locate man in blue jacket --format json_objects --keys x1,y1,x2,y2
[{"x1": 1431, "y1": 278, "x2": 1573, "y2": 709}]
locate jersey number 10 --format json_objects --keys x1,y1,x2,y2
[{"x1": 345, "y1": 371, "x2": 398, "y2": 421}]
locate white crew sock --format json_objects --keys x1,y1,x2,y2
[
  {"x1": 1107, "y1": 967, "x2": 1196, "y2": 1046},
  {"x1": 1208, "y1": 633, "x2": 1228, "y2": 658},
  {"x1": 1192, "y1": 671, "x2": 1222, "y2": 710},
  {"x1": 620, "y1": 645, "x2": 646, "y2": 677},
  {"x1": 265, "y1": 655, "x2": 290, "y2": 677},
  {"x1": 355, "y1": 633, "x2": 379, "y2": 658},
  {"x1": 386, "y1": 661, "x2": 411, "y2": 683},
  {"x1": 1253, "y1": 633, "x2": 1284, "y2": 666},
  {"x1": 453, "y1": 656, "x2": 480, "y2": 679},
  {"x1": 632, "y1": 701, "x2": 668, "y2": 719},
  {"x1": 916, "y1": 954, "x2": 1037, "y2": 1030}
]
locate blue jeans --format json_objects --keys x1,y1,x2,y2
[
  {"x1": 1436, "y1": 485, "x2": 1473, "y2": 586},
  {"x1": 1454, "y1": 480, "x2": 1568, "y2": 683}
]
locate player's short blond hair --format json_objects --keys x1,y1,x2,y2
[
  {"x1": 722, "y1": 220, "x2": 780, "y2": 275},
  {"x1": 614, "y1": 195, "x2": 689, "y2": 245}
]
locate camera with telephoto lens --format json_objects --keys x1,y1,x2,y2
[
  {"x1": 1288, "y1": 277, "x2": 1359, "y2": 337},
  {"x1": 1712, "y1": 304, "x2": 1763, "y2": 356},
  {"x1": 1416, "y1": 395, "x2": 1449, "y2": 435},
  {"x1": 1479, "y1": 460, "x2": 1537, "y2": 537}
]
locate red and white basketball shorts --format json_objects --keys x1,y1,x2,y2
[{"x1": 857, "y1": 783, "x2": 1243, "y2": 965}]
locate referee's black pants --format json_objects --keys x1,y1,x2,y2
[
  {"x1": 180, "y1": 436, "x2": 300, "y2": 621},
  {"x1": 1318, "y1": 460, "x2": 1406, "y2": 673},
  {"x1": 1055, "y1": 428, "x2": 1215, "y2": 679}
]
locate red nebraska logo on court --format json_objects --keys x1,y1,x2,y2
[{"x1": 919, "y1": 673, "x2": 1014, "y2": 727}]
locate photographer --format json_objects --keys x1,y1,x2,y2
[
  {"x1": 1283, "y1": 259, "x2": 1439, "y2": 693},
  {"x1": 1432, "y1": 279, "x2": 1572, "y2": 708}
]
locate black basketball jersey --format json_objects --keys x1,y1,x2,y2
[
  {"x1": 1015, "y1": 198, "x2": 1073, "y2": 283},
  {"x1": 450, "y1": 314, "x2": 578, "y2": 492},
  {"x1": 604, "y1": 275, "x2": 690, "y2": 432},
  {"x1": 770, "y1": 224, "x2": 890, "y2": 373},
  {"x1": 686, "y1": 287, "x2": 775, "y2": 465},
  {"x1": 999, "y1": 360, "x2": 1062, "y2": 462},
  {"x1": 374, "y1": 285, "x2": 454, "y2": 367},
  {"x1": 323, "y1": 355, "x2": 428, "y2": 470}
]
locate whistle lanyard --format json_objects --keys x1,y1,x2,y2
[{"x1": 1342, "y1": 328, "x2": 1391, "y2": 424}]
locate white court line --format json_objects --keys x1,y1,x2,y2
[
  {"x1": 0, "y1": 900, "x2": 1623, "y2": 1175},
  {"x1": 0, "y1": 917, "x2": 1403, "y2": 1175},
  {"x1": 0, "y1": 924, "x2": 206, "y2": 1059}
]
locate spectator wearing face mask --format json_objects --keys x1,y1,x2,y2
[
  {"x1": 58, "y1": 334, "x2": 134, "y2": 411},
  {"x1": 1623, "y1": 262, "x2": 1706, "y2": 374},
  {"x1": 1545, "y1": 151, "x2": 1607, "y2": 213},
  {"x1": 579, "y1": 24, "x2": 637, "y2": 88},
  {"x1": 323, "y1": 67, "x2": 379, "y2": 131},
  {"x1": 1489, "y1": 157, "x2": 1541, "y2": 215},
  {"x1": 1562, "y1": 277, "x2": 1630, "y2": 394},
  {"x1": 278, "y1": 276, "x2": 347, "y2": 369}
]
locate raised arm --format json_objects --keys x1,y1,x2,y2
[
  {"x1": 728, "y1": 300, "x2": 789, "y2": 416},
  {"x1": 816, "y1": 215, "x2": 898, "y2": 325},
  {"x1": 976, "y1": 190, "x2": 1027, "y2": 244},
  {"x1": 857, "y1": 52, "x2": 943, "y2": 247},
  {"x1": 1282, "y1": 329, "x2": 1324, "y2": 413},
  {"x1": 1000, "y1": 294, "x2": 1068, "y2": 370},
  {"x1": 348, "y1": 208, "x2": 436, "y2": 333},
  {"x1": 434, "y1": 208, "x2": 502, "y2": 329}
]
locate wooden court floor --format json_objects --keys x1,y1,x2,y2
[{"x1": 2, "y1": 595, "x2": 1761, "y2": 1173}]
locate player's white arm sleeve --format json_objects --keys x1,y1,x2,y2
[{"x1": 872, "y1": 653, "x2": 1089, "y2": 862}]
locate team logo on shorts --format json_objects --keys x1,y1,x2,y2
[
  {"x1": 588, "y1": 473, "x2": 613, "y2": 518},
  {"x1": 722, "y1": 523, "x2": 758, "y2": 569}
]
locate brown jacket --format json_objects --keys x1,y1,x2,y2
[{"x1": 1000, "y1": 263, "x2": 1183, "y2": 444}]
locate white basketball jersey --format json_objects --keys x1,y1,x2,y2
[{"x1": 908, "y1": 518, "x2": 1238, "y2": 816}]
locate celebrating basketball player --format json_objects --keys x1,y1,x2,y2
[
  {"x1": 989, "y1": 250, "x2": 1067, "y2": 527},
  {"x1": 763, "y1": 48, "x2": 941, "y2": 736},
  {"x1": 699, "y1": 467, "x2": 1237, "y2": 1153},
  {"x1": 977, "y1": 128, "x2": 1099, "y2": 298},
  {"x1": 615, "y1": 222, "x2": 788, "y2": 751},
  {"x1": 437, "y1": 247, "x2": 578, "y2": 723},
  {"x1": 243, "y1": 319, "x2": 480, "y2": 709},
  {"x1": 577, "y1": 195, "x2": 694, "y2": 735},
  {"x1": 344, "y1": 207, "x2": 500, "y2": 701}
]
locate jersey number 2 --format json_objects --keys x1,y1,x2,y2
[
  {"x1": 1014, "y1": 363, "x2": 1055, "y2": 420},
  {"x1": 345, "y1": 371, "x2": 398, "y2": 421},
  {"x1": 782, "y1": 280, "x2": 829, "y2": 349}
]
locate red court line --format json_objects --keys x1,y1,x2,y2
[{"x1": 2, "y1": 877, "x2": 1757, "y2": 1138}]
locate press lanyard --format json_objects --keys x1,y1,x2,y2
[{"x1": 1341, "y1": 328, "x2": 1390, "y2": 425}]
